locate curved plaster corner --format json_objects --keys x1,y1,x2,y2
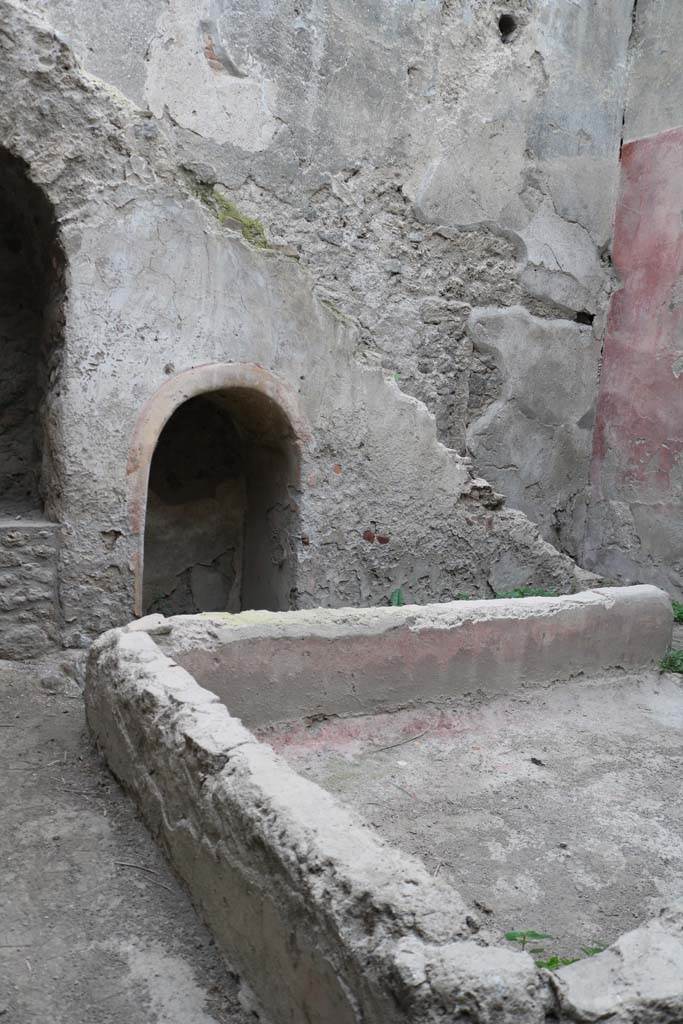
[{"x1": 126, "y1": 361, "x2": 312, "y2": 616}]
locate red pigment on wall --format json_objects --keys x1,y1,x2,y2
[{"x1": 592, "y1": 127, "x2": 683, "y2": 497}]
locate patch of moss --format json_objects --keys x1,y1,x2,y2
[{"x1": 190, "y1": 179, "x2": 269, "y2": 249}]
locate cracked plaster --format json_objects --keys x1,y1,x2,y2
[{"x1": 0, "y1": 0, "x2": 598, "y2": 653}]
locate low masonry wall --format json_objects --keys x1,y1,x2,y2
[
  {"x1": 85, "y1": 587, "x2": 682, "y2": 1023},
  {"x1": 153, "y1": 585, "x2": 671, "y2": 728}
]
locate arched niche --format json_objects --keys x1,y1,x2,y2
[{"x1": 128, "y1": 363, "x2": 310, "y2": 617}]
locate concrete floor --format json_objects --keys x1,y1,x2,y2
[
  {"x1": 0, "y1": 659, "x2": 255, "y2": 1024},
  {"x1": 261, "y1": 669, "x2": 683, "y2": 961}
]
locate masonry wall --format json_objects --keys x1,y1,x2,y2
[
  {"x1": 1, "y1": 2, "x2": 600, "y2": 654},
  {"x1": 29, "y1": 0, "x2": 682, "y2": 599},
  {"x1": 5, "y1": 0, "x2": 680, "y2": 657},
  {"x1": 25, "y1": 0, "x2": 634, "y2": 567},
  {"x1": 583, "y1": 0, "x2": 683, "y2": 595},
  {"x1": 0, "y1": 522, "x2": 60, "y2": 658}
]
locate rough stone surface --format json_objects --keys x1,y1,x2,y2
[
  {"x1": 553, "y1": 902, "x2": 683, "y2": 1023},
  {"x1": 155, "y1": 586, "x2": 673, "y2": 727},
  {"x1": 86, "y1": 628, "x2": 502, "y2": 1024},
  {"x1": 86, "y1": 615, "x2": 683, "y2": 1023},
  {"x1": 1, "y1": 0, "x2": 677, "y2": 646},
  {"x1": 467, "y1": 307, "x2": 599, "y2": 555},
  {"x1": 0, "y1": 0, "x2": 599, "y2": 655},
  {"x1": 92, "y1": 0, "x2": 627, "y2": 505},
  {"x1": 0, "y1": 520, "x2": 60, "y2": 658},
  {"x1": 268, "y1": 668, "x2": 683, "y2": 960},
  {"x1": 0, "y1": 656, "x2": 253, "y2": 1024}
]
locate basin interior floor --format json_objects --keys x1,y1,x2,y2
[
  {"x1": 0, "y1": 659, "x2": 256, "y2": 1024},
  {"x1": 258, "y1": 670, "x2": 683, "y2": 962}
]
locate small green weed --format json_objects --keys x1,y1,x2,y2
[
  {"x1": 535, "y1": 946, "x2": 604, "y2": 969},
  {"x1": 580, "y1": 945, "x2": 606, "y2": 958},
  {"x1": 496, "y1": 587, "x2": 557, "y2": 599},
  {"x1": 672, "y1": 600, "x2": 683, "y2": 623},
  {"x1": 505, "y1": 930, "x2": 604, "y2": 970},
  {"x1": 504, "y1": 930, "x2": 551, "y2": 952},
  {"x1": 534, "y1": 954, "x2": 579, "y2": 970},
  {"x1": 453, "y1": 592, "x2": 473, "y2": 601},
  {"x1": 389, "y1": 588, "x2": 405, "y2": 607},
  {"x1": 661, "y1": 649, "x2": 683, "y2": 673}
]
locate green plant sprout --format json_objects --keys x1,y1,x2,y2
[
  {"x1": 534, "y1": 954, "x2": 579, "y2": 970},
  {"x1": 389, "y1": 588, "x2": 405, "y2": 607},
  {"x1": 504, "y1": 930, "x2": 552, "y2": 952},
  {"x1": 672, "y1": 600, "x2": 683, "y2": 623},
  {"x1": 505, "y1": 930, "x2": 604, "y2": 970}
]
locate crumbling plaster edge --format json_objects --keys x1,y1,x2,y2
[
  {"x1": 85, "y1": 627, "x2": 479, "y2": 945},
  {"x1": 141, "y1": 584, "x2": 672, "y2": 652},
  {"x1": 86, "y1": 599, "x2": 681, "y2": 1022},
  {"x1": 85, "y1": 625, "x2": 549, "y2": 1021}
]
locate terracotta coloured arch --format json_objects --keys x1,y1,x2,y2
[{"x1": 127, "y1": 362, "x2": 311, "y2": 616}]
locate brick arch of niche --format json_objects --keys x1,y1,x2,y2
[{"x1": 127, "y1": 362, "x2": 312, "y2": 617}]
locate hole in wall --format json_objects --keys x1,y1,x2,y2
[
  {"x1": 575, "y1": 311, "x2": 595, "y2": 326},
  {"x1": 498, "y1": 13, "x2": 517, "y2": 42}
]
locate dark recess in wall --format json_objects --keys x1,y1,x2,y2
[
  {"x1": 143, "y1": 390, "x2": 301, "y2": 617},
  {"x1": 0, "y1": 149, "x2": 64, "y2": 517},
  {"x1": 498, "y1": 13, "x2": 517, "y2": 42}
]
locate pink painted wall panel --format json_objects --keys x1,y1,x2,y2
[{"x1": 586, "y1": 127, "x2": 683, "y2": 594}]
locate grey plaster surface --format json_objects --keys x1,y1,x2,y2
[
  {"x1": 0, "y1": 0, "x2": 597, "y2": 657},
  {"x1": 3, "y1": 0, "x2": 678, "y2": 639},
  {"x1": 467, "y1": 307, "x2": 599, "y2": 554},
  {"x1": 0, "y1": 658, "x2": 254, "y2": 1024},
  {"x1": 154, "y1": 586, "x2": 672, "y2": 729},
  {"x1": 623, "y1": 0, "x2": 683, "y2": 143},
  {"x1": 19, "y1": 0, "x2": 638, "y2": 588},
  {"x1": 266, "y1": 669, "x2": 683, "y2": 961}
]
